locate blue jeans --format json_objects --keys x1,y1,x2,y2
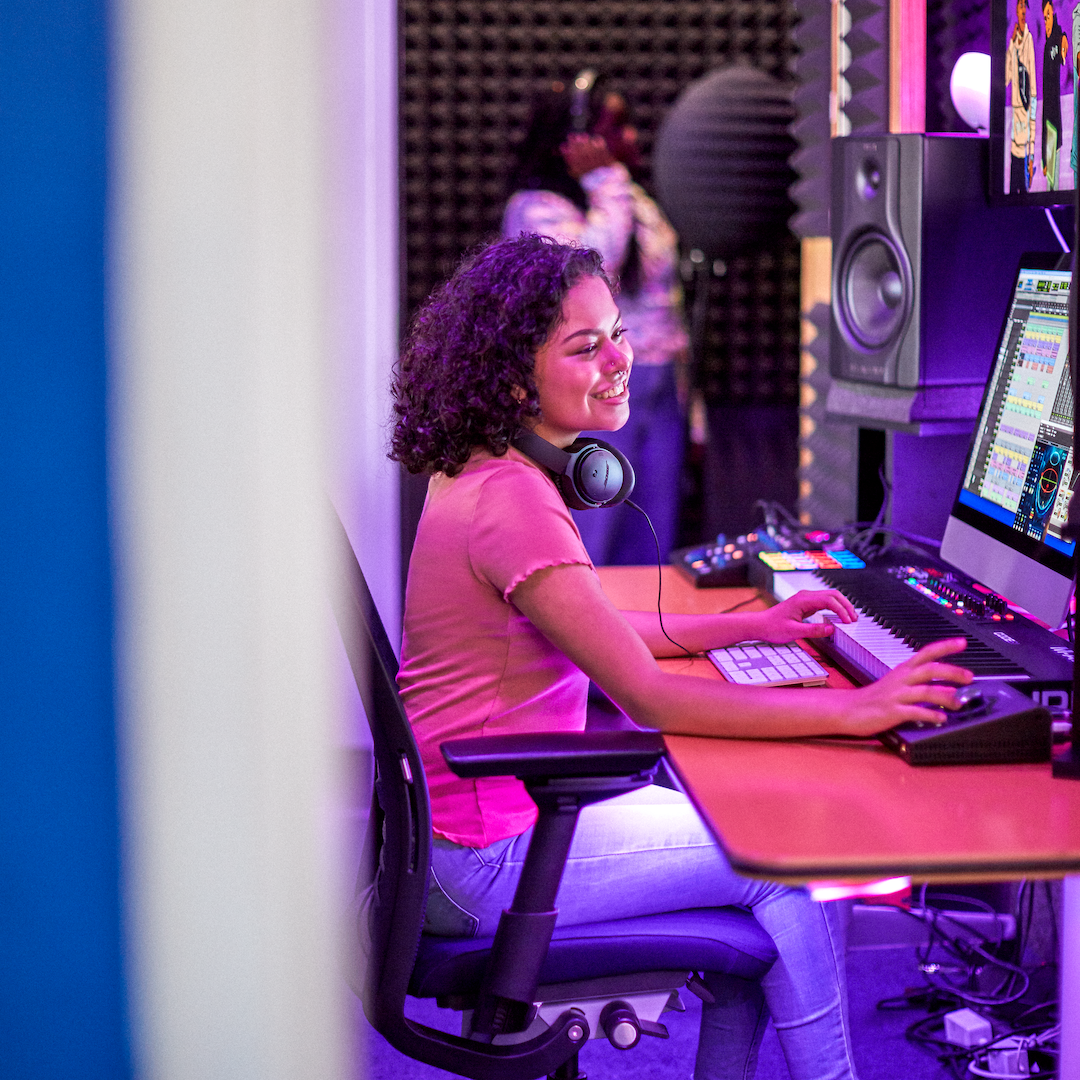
[
  {"x1": 427, "y1": 786, "x2": 858, "y2": 1080},
  {"x1": 572, "y1": 362, "x2": 684, "y2": 566}
]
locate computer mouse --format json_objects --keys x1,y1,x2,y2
[
  {"x1": 894, "y1": 686, "x2": 992, "y2": 731},
  {"x1": 952, "y1": 686, "x2": 991, "y2": 717}
]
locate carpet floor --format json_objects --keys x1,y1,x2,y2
[{"x1": 357, "y1": 945, "x2": 952, "y2": 1080}]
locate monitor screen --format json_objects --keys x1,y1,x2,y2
[
  {"x1": 942, "y1": 252, "x2": 1076, "y2": 625},
  {"x1": 990, "y1": 0, "x2": 1078, "y2": 205}
]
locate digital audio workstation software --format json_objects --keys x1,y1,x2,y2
[{"x1": 960, "y1": 266, "x2": 1076, "y2": 558}]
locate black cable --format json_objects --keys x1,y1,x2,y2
[
  {"x1": 842, "y1": 521, "x2": 943, "y2": 561},
  {"x1": 876, "y1": 888, "x2": 1062, "y2": 1076},
  {"x1": 1046, "y1": 881, "x2": 1060, "y2": 958},
  {"x1": 920, "y1": 926, "x2": 1029, "y2": 1006},
  {"x1": 966, "y1": 1021, "x2": 1061, "y2": 1080},
  {"x1": 1000, "y1": 880, "x2": 1030, "y2": 994},
  {"x1": 925, "y1": 893, "x2": 998, "y2": 915},
  {"x1": 901, "y1": 1005, "x2": 1062, "y2": 1079},
  {"x1": 752, "y1": 498, "x2": 803, "y2": 531},
  {"x1": 902, "y1": 886, "x2": 1030, "y2": 1007},
  {"x1": 1016, "y1": 880, "x2": 1033, "y2": 968},
  {"x1": 875, "y1": 460, "x2": 891, "y2": 533},
  {"x1": 877, "y1": 987, "x2": 961, "y2": 1011},
  {"x1": 902, "y1": 1009, "x2": 972, "y2": 1080},
  {"x1": 626, "y1": 498, "x2": 695, "y2": 658}
]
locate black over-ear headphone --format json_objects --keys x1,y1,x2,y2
[{"x1": 511, "y1": 430, "x2": 635, "y2": 511}]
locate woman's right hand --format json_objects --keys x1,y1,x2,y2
[
  {"x1": 560, "y1": 132, "x2": 617, "y2": 179},
  {"x1": 842, "y1": 638, "x2": 973, "y2": 737}
]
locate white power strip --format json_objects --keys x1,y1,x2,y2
[{"x1": 848, "y1": 904, "x2": 1016, "y2": 951}]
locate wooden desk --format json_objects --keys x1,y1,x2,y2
[
  {"x1": 597, "y1": 565, "x2": 1080, "y2": 1077},
  {"x1": 597, "y1": 564, "x2": 1080, "y2": 883}
]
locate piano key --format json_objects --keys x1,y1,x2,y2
[
  {"x1": 811, "y1": 608, "x2": 916, "y2": 680},
  {"x1": 810, "y1": 568, "x2": 1028, "y2": 680}
]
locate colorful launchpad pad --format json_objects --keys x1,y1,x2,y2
[
  {"x1": 707, "y1": 641, "x2": 830, "y2": 687},
  {"x1": 756, "y1": 550, "x2": 867, "y2": 572}
]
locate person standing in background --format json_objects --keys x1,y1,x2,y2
[
  {"x1": 1007, "y1": 0, "x2": 1038, "y2": 192},
  {"x1": 1042, "y1": 0, "x2": 1068, "y2": 188},
  {"x1": 502, "y1": 74, "x2": 689, "y2": 566}
]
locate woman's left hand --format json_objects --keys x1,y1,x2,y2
[{"x1": 751, "y1": 589, "x2": 857, "y2": 643}]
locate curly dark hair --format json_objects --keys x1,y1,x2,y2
[{"x1": 390, "y1": 235, "x2": 608, "y2": 476}]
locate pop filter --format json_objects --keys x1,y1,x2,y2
[{"x1": 653, "y1": 65, "x2": 797, "y2": 261}]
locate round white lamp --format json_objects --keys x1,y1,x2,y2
[{"x1": 950, "y1": 52, "x2": 991, "y2": 134}]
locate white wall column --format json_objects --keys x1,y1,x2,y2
[
  {"x1": 330, "y1": 0, "x2": 401, "y2": 646},
  {"x1": 112, "y1": 0, "x2": 349, "y2": 1074}
]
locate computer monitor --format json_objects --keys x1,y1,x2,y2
[{"x1": 941, "y1": 252, "x2": 1076, "y2": 626}]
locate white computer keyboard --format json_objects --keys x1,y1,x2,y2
[{"x1": 707, "y1": 640, "x2": 829, "y2": 687}]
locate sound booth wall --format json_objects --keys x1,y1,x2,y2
[{"x1": 399, "y1": 0, "x2": 802, "y2": 566}]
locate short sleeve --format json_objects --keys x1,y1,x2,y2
[{"x1": 469, "y1": 462, "x2": 593, "y2": 601}]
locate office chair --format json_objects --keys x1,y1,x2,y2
[{"x1": 333, "y1": 520, "x2": 778, "y2": 1080}]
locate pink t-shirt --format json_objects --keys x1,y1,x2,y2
[{"x1": 397, "y1": 448, "x2": 593, "y2": 848}]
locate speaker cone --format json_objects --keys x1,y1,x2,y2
[{"x1": 837, "y1": 232, "x2": 909, "y2": 350}]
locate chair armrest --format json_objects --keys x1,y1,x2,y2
[
  {"x1": 441, "y1": 730, "x2": 665, "y2": 780},
  {"x1": 440, "y1": 730, "x2": 667, "y2": 1040}
]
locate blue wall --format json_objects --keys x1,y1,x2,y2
[{"x1": 0, "y1": 0, "x2": 129, "y2": 1075}]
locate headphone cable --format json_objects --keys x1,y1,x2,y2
[{"x1": 625, "y1": 499, "x2": 696, "y2": 658}]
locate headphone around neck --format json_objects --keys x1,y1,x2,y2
[{"x1": 511, "y1": 430, "x2": 635, "y2": 511}]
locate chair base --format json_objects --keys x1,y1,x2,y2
[
  {"x1": 456, "y1": 969, "x2": 686, "y2": 1047},
  {"x1": 549, "y1": 1053, "x2": 585, "y2": 1080}
]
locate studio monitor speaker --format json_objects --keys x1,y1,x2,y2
[{"x1": 829, "y1": 134, "x2": 1054, "y2": 427}]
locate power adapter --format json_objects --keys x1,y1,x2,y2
[
  {"x1": 943, "y1": 1007, "x2": 992, "y2": 1048},
  {"x1": 985, "y1": 1036, "x2": 1031, "y2": 1077}
]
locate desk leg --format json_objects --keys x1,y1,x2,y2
[{"x1": 1063, "y1": 876, "x2": 1080, "y2": 1080}]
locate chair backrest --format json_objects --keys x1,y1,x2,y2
[
  {"x1": 331, "y1": 520, "x2": 733, "y2": 1080},
  {"x1": 331, "y1": 518, "x2": 432, "y2": 1032}
]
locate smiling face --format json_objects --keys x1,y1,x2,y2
[{"x1": 530, "y1": 274, "x2": 633, "y2": 448}]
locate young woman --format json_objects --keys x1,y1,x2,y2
[{"x1": 390, "y1": 235, "x2": 970, "y2": 1080}]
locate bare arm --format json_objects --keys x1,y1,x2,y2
[
  {"x1": 511, "y1": 564, "x2": 972, "y2": 739},
  {"x1": 620, "y1": 588, "x2": 859, "y2": 657}
]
